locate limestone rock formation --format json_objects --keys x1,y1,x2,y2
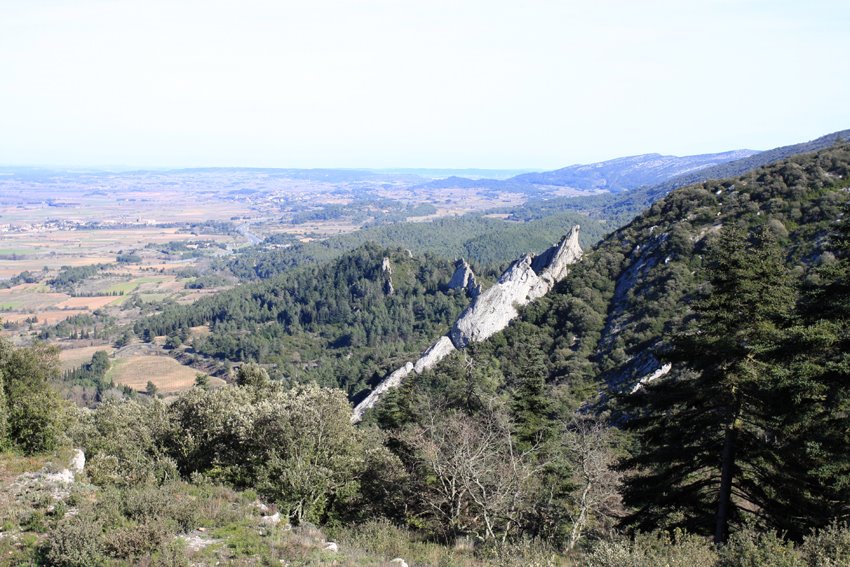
[
  {"x1": 413, "y1": 336, "x2": 456, "y2": 374},
  {"x1": 69, "y1": 448, "x2": 85, "y2": 475},
  {"x1": 630, "y1": 362, "x2": 672, "y2": 394},
  {"x1": 351, "y1": 226, "x2": 582, "y2": 423},
  {"x1": 382, "y1": 256, "x2": 394, "y2": 295},
  {"x1": 447, "y1": 259, "x2": 481, "y2": 298},
  {"x1": 450, "y1": 225, "x2": 582, "y2": 348}
]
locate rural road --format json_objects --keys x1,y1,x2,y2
[{"x1": 236, "y1": 223, "x2": 262, "y2": 246}]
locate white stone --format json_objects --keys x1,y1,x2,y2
[
  {"x1": 447, "y1": 259, "x2": 481, "y2": 297},
  {"x1": 260, "y1": 512, "x2": 281, "y2": 526},
  {"x1": 323, "y1": 542, "x2": 339, "y2": 552},
  {"x1": 452, "y1": 225, "x2": 582, "y2": 347},
  {"x1": 43, "y1": 469, "x2": 74, "y2": 484},
  {"x1": 352, "y1": 226, "x2": 582, "y2": 422},
  {"x1": 390, "y1": 559, "x2": 409, "y2": 567},
  {"x1": 413, "y1": 336, "x2": 456, "y2": 374},
  {"x1": 69, "y1": 449, "x2": 85, "y2": 475},
  {"x1": 630, "y1": 363, "x2": 673, "y2": 394},
  {"x1": 351, "y1": 363, "x2": 414, "y2": 422}
]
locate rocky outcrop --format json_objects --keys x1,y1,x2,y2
[
  {"x1": 630, "y1": 362, "x2": 672, "y2": 394},
  {"x1": 382, "y1": 257, "x2": 394, "y2": 295},
  {"x1": 448, "y1": 259, "x2": 481, "y2": 298},
  {"x1": 451, "y1": 225, "x2": 582, "y2": 348},
  {"x1": 69, "y1": 448, "x2": 85, "y2": 475},
  {"x1": 413, "y1": 336, "x2": 456, "y2": 374},
  {"x1": 352, "y1": 226, "x2": 582, "y2": 422}
]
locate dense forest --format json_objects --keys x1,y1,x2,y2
[
  {"x1": 224, "y1": 210, "x2": 610, "y2": 281},
  {"x1": 135, "y1": 245, "x2": 471, "y2": 397},
  {"x1": 372, "y1": 143, "x2": 850, "y2": 540},
  {"x1": 3, "y1": 144, "x2": 850, "y2": 565}
]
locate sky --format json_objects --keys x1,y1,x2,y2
[{"x1": 1, "y1": 0, "x2": 849, "y2": 170}]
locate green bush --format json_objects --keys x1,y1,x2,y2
[
  {"x1": 78, "y1": 399, "x2": 178, "y2": 487},
  {"x1": 585, "y1": 530, "x2": 717, "y2": 567},
  {"x1": 1, "y1": 341, "x2": 68, "y2": 454},
  {"x1": 102, "y1": 520, "x2": 170, "y2": 560},
  {"x1": 150, "y1": 537, "x2": 189, "y2": 567},
  {"x1": 45, "y1": 516, "x2": 106, "y2": 567},
  {"x1": 717, "y1": 528, "x2": 804, "y2": 566},
  {"x1": 800, "y1": 524, "x2": 850, "y2": 567}
]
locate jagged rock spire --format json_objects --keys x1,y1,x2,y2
[
  {"x1": 351, "y1": 225, "x2": 582, "y2": 423},
  {"x1": 451, "y1": 225, "x2": 582, "y2": 348},
  {"x1": 447, "y1": 259, "x2": 481, "y2": 298}
]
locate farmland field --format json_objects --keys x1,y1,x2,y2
[
  {"x1": 58, "y1": 344, "x2": 115, "y2": 372},
  {"x1": 0, "y1": 165, "x2": 549, "y2": 394},
  {"x1": 106, "y1": 355, "x2": 225, "y2": 394}
]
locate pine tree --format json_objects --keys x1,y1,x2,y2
[
  {"x1": 0, "y1": 365, "x2": 8, "y2": 447},
  {"x1": 619, "y1": 225, "x2": 794, "y2": 543},
  {"x1": 767, "y1": 209, "x2": 850, "y2": 533},
  {"x1": 510, "y1": 347, "x2": 555, "y2": 451}
]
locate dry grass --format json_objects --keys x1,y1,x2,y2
[
  {"x1": 54, "y1": 296, "x2": 119, "y2": 310},
  {"x1": 107, "y1": 355, "x2": 224, "y2": 393},
  {"x1": 2, "y1": 310, "x2": 88, "y2": 325},
  {"x1": 59, "y1": 345, "x2": 115, "y2": 371},
  {"x1": 189, "y1": 325, "x2": 211, "y2": 337}
]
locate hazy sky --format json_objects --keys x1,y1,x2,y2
[{"x1": 1, "y1": 0, "x2": 848, "y2": 169}]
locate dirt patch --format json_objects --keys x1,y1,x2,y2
[{"x1": 54, "y1": 296, "x2": 119, "y2": 310}]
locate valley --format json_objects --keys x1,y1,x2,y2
[{"x1": 3, "y1": 133, "x2": 850, "y2": 565}]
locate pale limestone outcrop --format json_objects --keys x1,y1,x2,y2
[
  {"x1": 382, "y1": 256, "x2": 394, "y2": 295},
  {"x1": 630, "y1": 362, "x2": 672, "y2": 394},
  {"x1": 447, "y1": 259, "x2": 481, "y2": 298},
  {"x1": 413, "y1": 336, "x2": 456, "y2": 374},
  {"x1": 352, "y1": 362, "x2": 414, "y2": 421},
  {"x1": 352, "y1": 226, "x2": 582, "y2": 423},
  {"x1": 450, "y1": 225, "x2": 582, "y2": 348},
  {"x1": 69, "y1": 448, "x2": 85, "y2": 475}
]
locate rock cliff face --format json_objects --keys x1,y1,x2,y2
[
  {"x1": 447, "y1": 259, "x2": 481, "y2": 298},
  {"x1": 450, "y1": 225, "x2": 582, "y2": 348},
  {"x1": 352, "y1": 226, "x2": 582, "y2": 422},
  {"x1": 382, "y1": 256, "x2": 394, "y2": 295}
]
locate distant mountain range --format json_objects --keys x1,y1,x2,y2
[
  {"x1": 415, "y1": 149, "x2": 760, "y2": 194},
  {"x1": 6, "y1": 131, "x2": 848, "y2": 200},
  {"x1": 604, "y1": 129, "x2": 850, "y2": 214}
]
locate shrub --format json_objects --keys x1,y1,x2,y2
[
  {"x1": 102, "y1": 520, "x2": 170, "y2": 560},
  {"x1": 1, "y1": 341, "x2": 68, "y2": 454},
  {"x1": 585, "y1": 530, "x2": 717, "y2": 567},
  {"x1": 717, "y1": 528, "x2": 803, "y2": 567},
  {"x1": 800, "y1": 523, "x2": 850, "y2": 567},
  {"x1": 150, "y1": 537, "x2": 189, "y2": 567},
  {"x1": 45, "y1": 516, "x2": 106, "y2": 567},
  {"x1": 79, "y1": 399, "x2": 178, "y2": 487}
]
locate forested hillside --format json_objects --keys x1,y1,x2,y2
[
  {"x1": 226, "y1": 210, "x2": 609, "y2": 280},
  {"x1": 4, "y1": 142, "x2": 850, "y2": 565},
  {"x1": 370, "y1": 142, "x2": 850, "y2": 547},
  {"x1": 506, "y1": 129, "x2": 850, "y2": 229},
  {"x1": 389, "y1": 144, "x2": 850, "y2": 409},
  {"x1": 136, "y1": 245, "x2": 471, "y2": 397}
]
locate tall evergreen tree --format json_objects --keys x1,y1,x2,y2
[
  {"x1": 767, "y1": 209, "x2": 850, "y2": 533},
  {"x1": 0, "y1": 359, "x2": 7, "y2": 447},
  {"x1": 619, "y1": 225, "x2": 794, "y2": 543}
]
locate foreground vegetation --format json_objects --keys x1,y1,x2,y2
[{"x1": 2, "y1": 144, "x2": 850, "y2": 564}]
